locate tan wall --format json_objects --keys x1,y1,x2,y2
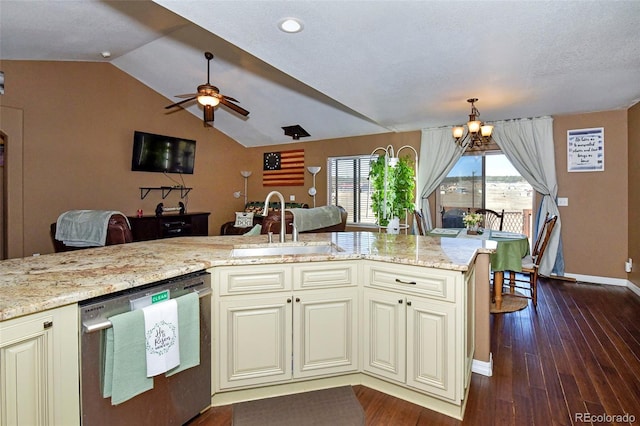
[
  {"x1": 553, "y1": 111, "x2": 629, "y2": 279},
  {"x1": 0, "y1": 60, "x2": 248, "y2": 257},
  {"x1": 628, "y1": 102, "x2": 640, "y2": 286},
  {"x1": 243, "y1": 132, "x2": 421, "y2": 214}
]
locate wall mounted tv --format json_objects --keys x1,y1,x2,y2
[{"x1": 131, "y1": 131, "x2": 196, "y2": 174}]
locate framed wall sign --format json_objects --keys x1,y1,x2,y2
[{"x1": 567, "y1": 127, "x2": 604, "y2": 172}]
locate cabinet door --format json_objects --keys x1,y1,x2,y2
[
  {"x1": 406, "y1": 298, "x2": 457, "y2": 401},
  {"x1": 218, "y1": 295, "x2": 292, "y2": 389},
  {"x1": 293, "y1": 288, "x2": 358, "y2": 378},
  {"x1": 362, "y1": 288, "x2": 405, "y2": 383},
  {"x1": 189, "y1": 213, "x2": 209, "y2": 236},
  {"x1": 0, "y1": 305, "x2": 79, "y2": 426}
]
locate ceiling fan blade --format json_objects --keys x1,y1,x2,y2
[
  {"x1": 175, "y1": 93, "x2": 199, "y2": 98},
  {"x1": 221, "y1": 94, "x2": 239, "y2": 103},
  {"x1": 165, "y1": 96, "x2": 197, "y2": 109},
  {"x1": 204, "y1": 104, "x2": 214, "y2": 124},
  {"x1": 220, "y1": 98, "x2": 250, "y2": 116}
]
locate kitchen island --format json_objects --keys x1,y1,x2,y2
[{"x1": 0, "y1": 232, "x2": 496, "y2": 423}]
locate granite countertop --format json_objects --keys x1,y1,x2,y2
[{"x1": 0, "y1": 232, "x2": 495, "y2": 321}]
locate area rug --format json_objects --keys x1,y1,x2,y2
[
  {"x1": 232, "y1": 386, "x2": 365, "y2": 426},
  {"x1": 491, "y1": 291, "x2": 529, "y2": 314}
]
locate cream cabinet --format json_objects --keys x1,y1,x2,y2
[
  {"x1": 213, "y1": 261, "x2": 359, "y2": 391},
  {"x1": 0, "y1": 304, "x2": 79, "y2": 426},
  {"x1": 218, "y1": 294, "x2": 293, "y2": 389},
  {"x1": 362, "y1": 261, "x2": 474, "y2": 404}
]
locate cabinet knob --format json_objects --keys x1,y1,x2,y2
[
  {"x1": 398, "y1": 299, "x2": 403, "y2": 304},
  {"x1": 43, "y1": 321, "x2": 53, "y2": 329},
  {"x1": 295, "y1": 297, "x2": 301, "y2": 303},
  {"x1": 406, "y1": 301, "x2": 412, "y2": 306},
  {"x1": 287, "y1": 298, "x2": 292, "y2": 303}
]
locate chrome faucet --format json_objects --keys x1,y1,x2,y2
[
  {"x1": 286, "y1": 209, "x2": 299, "y2": 242},
  {"x1": 262, "y1": 190, "x2": 286, "y2": 243}
]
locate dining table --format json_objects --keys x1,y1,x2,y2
[{"x1": 428, "y1": 228, "x2": 530, "y2": 310}]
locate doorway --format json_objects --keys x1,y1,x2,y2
[{"x1": 437, "y1": 151, "x2": 534, "y2": 239}]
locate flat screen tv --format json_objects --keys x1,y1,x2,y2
[{"x1": 131, "y1": 131, "x2": 196, "y2": 174}]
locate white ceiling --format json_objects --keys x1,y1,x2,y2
[{"x1": 1, "y1": 0, "x2": 639, "y2": 147}]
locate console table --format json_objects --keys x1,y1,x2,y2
[{"x1": 127, "y1": 212, "x2": 210, "y2": 241}]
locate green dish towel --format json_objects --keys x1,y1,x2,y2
[
  {"x1": 103, "y1": 309, "x2": 153, "y2": 405},
  {"x1": 167, "y1": 292, "x2": 200, "y2": 376},
  {"x1": 102, "y1": 292, "x2": 200, "y2": 404}
]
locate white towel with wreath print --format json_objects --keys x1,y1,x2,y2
[{"x1": 143, "y1": 299, "x2": 180, "y2": 377}]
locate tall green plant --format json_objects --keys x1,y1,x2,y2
[{"x1": 369, "y1": 155, "x2": 416, "y2": 226}]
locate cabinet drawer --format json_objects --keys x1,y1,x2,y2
[
  {"x1": 293, "y1": 261, "x2": 358, "y2": 290},
  {"x1": 216, "y1": 265, "x2": 292, "y2": 295},
  {"x1": 364, "y1": 262, "x2": 458, "y2": 302}
]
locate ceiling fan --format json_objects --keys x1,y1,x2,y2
[{"x1": 165, "y1": 51, "x2": 250, "y2": 126}]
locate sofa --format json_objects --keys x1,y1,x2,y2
[
  {"x1": 260, "y1": 206, "x2": 348, "y2": 235},
  {"x1": 220, "y1": 201, "x2": 309, "y2": 236}
]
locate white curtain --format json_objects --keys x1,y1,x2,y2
[
  {"x1": 491, "y1": 116, "x2": 564, "y2": 276},
  {"x1": 418, "y1": 127, "x2": 465, "y2": 230}
]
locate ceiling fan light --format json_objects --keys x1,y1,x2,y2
[
  {"x1": 481, "y1": 124, "x2": 493, "y2": 137},
  {"x1": 452, "y1": 126, "x2": 464, "y2": 139},
  {"x1": 198, "y1": 95, "x2": 219, "y2": 107},
  {"x1": 467, "y1": 120, "x2": 481, "y2": 133}
]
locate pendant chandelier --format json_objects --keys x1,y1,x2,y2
[{"x1": 452, "y1": 98, "x2": 494, "y2": 149}]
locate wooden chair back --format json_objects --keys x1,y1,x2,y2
[
  {"x1": 533, "y1": 214, "x2": 558, "y2": 266},
  {"x1": 532, "y1": 212, "x2": 550, "y2": 257},
  {"x1": 414, "y1": 210, "x2": 426, "y2": 236},
  {"x1": 475, "y1": 208, "x2": 504, "y2": 231}
]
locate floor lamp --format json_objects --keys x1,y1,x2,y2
[
  {"x1": 233, "y1": 170, "x2": 252, "y2": 205},
  {"x1": 307, "y1": 166, "x2": 321, "y2": 207}
]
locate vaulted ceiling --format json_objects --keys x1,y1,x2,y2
[{"x1": 1, "y1": 0, "x2": 639, "y2": 147}]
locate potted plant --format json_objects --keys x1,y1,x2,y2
[{"x1": 369, "y1": 154, "x2": 416, "y2": 233}]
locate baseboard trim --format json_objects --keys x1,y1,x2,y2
[
  {"x1": 471, "y1": 353, "x2": 493, "y2": 377},
  {"x1": 564, "y1": 273, "x2": 639, "y2": 297}
]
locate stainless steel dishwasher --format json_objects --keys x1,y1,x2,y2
[{"x1": 79, "y1": 271, "x2": 211, "y2": 425}]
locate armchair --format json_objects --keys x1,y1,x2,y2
[
  {"x1": 220, "y1": 201, "x2": 309, "y2": 235},
  {"x1": 50, "y1": 213, "x2": 132, "y2": 252}
]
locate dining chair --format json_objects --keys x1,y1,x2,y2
[
  {"x1": 475, "y1": 208, "x2": 504, "y2": 231},
  {"x1": 441, "y1": 207, "x2": 468, "y2": 228},
  {"x1": 504, "y1": 213, "x2": 558, "y2": 308},
  {"x1": 414, "y1": 210, "x2": 427, "y2": 236}
]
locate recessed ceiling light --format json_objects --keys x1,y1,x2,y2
[
  {"x1": 279, "y1": 18, "x2": 303, "y2": 33},
  {"x1": 101, "y1": 51, "x2": 111, "y2": 58}
]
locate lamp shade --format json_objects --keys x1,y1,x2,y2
[
  {"x1": 481, "y1": 124, "x2": 493, "y2": 137},
  {"x1": 198, "y1": 95, "x2": 220, "y2": 107},
  {"x1": 452, "y1": 126, "x2": 464, "y2": 139},
  {"x1": 467, "y1": 120, "x2": 481, "y2": 133}
]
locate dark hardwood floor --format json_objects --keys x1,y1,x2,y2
[{"x1": 189, "y1": 277, "x2": 640, "y2": 425}]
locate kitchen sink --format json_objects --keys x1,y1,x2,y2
[{"x1": 230, "y1": 243, "x2": 340, "y2": 257}]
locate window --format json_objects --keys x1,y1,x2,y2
[
  {"x1": 327, "y1": 155, "x2": 376, "y2": 226},
  {"x1": 438, "y1": 151, "x2": 534, "y2": 236}
]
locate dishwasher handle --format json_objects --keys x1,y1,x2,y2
[{"x1": 82, "y1": 287, "x2": 212, "y2": 334}]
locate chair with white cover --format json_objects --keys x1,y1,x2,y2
[
  {"x1": 475, "y1": 208, "x2": 504, "y2": 231},
  {"x1": 504, "y1": 213, "x2": 557, "y2": 308}
]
